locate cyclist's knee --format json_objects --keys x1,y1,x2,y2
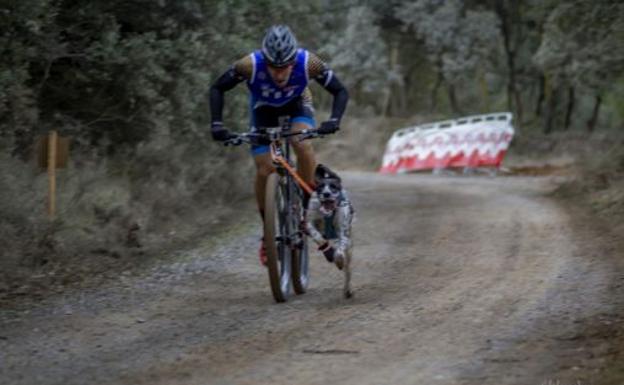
[
  {"x1": 255, "y1": 159, "x2": 274, "y2": 178},
  {"x1": 291, "y1": 139, "x2": 313, "y2": 156},
  {"x1": 291, "y1": 122, "x2": 314, "y2": 153},
  {"x1": 257, "y1": 166, "x2": 273, "y2": 179}
]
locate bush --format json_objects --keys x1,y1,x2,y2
[{"x1": 0, "y1": 132, "x2": 254, "y2": 295}]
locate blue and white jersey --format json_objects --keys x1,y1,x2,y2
[{"x1": 247, "y1": 48, "x2": 309, "y2": 109}]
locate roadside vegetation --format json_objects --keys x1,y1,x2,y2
[
  {"x1": 555, "y1": 134, "x2": 624, "y2": 234},
  {"x1": 1, "y1": 0, "x2": 623, "y2": 299}
]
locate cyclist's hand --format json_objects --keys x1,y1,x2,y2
[
  {"x1": 319, "y1": 242, "x2": 336, "y2": 263},
  {"x1": 318, "y1": 119, "x2": 340, "y2": 135},
  {"x1": 211, "y1": 122, "x2": 234, "y2": 142}
]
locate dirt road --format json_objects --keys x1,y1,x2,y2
[{"x1": 1, "y1": 172, "x2": 623, "y2": 385}]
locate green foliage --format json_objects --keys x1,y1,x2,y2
[
  {"x1": 0, "y1": 0, "x2": 329, "y2": 155},
  {"x1": 398, "y1": 0, "x2": 501, "y2": 83},
  {"x1": 534, "y1": 0, "x2": 624, "y2": 91},
  {"x1": 321, "y1": 5, "x2": 401, "y2": 111},
  {"x1": 2, "y1": 0, "x2": 622, "y2": 145}
]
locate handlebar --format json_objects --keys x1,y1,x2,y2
[{"x1": 223, "y1": 127, "x2": 324, "y2": 147}]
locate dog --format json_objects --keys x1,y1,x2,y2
[{"x1": 304, "y1": 164, "x2": 354, "y2": 298}]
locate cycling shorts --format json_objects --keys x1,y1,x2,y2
[{"x1": 250, "y1": 96, "x2": 316, "y2": 156}]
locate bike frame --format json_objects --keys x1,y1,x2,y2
[
  {"x1": 269, "y1": 140, "x2": 314, "y2": 195},
  {"x1": 270, "y1": 124, "x2": 314, "y2": 195},
  {"x1": 224, "y1": 122, "x2": 323, "y2": 301}
]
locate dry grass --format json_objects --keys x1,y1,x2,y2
[
  {"x1": 315, "y1": 110, "x2": 418, "y2": 171},
  {"x1": 0, "y1": 133, "x2": 254, "y2": 298},
  {"x1": 553, "y1": 131, "x2": 624, "y2": 234}
]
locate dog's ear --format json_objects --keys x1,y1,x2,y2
[
  {"x1": 315, "y1": 164, "x2": 331, "y2": 181},
  {"x1": 314, "y1": 164, "x2": 342, "y2": 183},
  {"x1": 326, "y1": 166, "x2": 341, "y2": 183},
  {"x1": 315, "y1": 164, "x2": 341, "y2": 184}
]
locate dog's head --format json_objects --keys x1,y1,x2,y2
[{"x1": 314, "y1": 164, "x2": 342, "y2": 215}]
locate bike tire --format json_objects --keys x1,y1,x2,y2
[
  {"x1": 291, "y1": 185, "x2": 309, "y2": 294},
  {"x1": 292, "y1": 239, "x2": 309, "y2": 294},
  {"x1": 264, "y1": 173, "x2": 291, "y2": 303}
]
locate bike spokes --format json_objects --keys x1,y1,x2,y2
[{"x1": 264, "y1": 173, "x2": 292, "y2": 302}]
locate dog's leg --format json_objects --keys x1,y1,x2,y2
[{"x1": 343, "y1": 248, "x2": 353, "y2": 299}]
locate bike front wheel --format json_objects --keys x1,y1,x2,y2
[
  {"x1": 291, "y1": 184, "x2": 309, "y2": 294},
  {"x1": 264, "y1": 173, "x2": 292, "y2": 302}
]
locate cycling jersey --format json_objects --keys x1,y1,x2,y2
[
  {"x1": 247, "y1": 49, "x2": 308, "y2": 109},
  {"x1": 210, "y1": 49, "x2": 348, "y2": 126}
]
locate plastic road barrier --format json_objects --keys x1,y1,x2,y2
[{"x1": 379, "y1": 112, "x2": 514, "y2": 174}]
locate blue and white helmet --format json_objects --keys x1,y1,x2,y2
[{"x1": 262, "y1": 25, "x2": 298, "y2": 67}]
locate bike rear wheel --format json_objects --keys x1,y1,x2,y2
[{"x1": 264, "y1": 173, "x2": 292, "y2": 302}]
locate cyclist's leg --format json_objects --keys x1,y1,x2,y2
[
  {"x1": 253, "y1": 151, "x2": 273, "y2": 266},
  {"x1": 250, "y1": 106, "x2": 276, "y2": 266},
  {"x1": 253, "y1": 151, "x2": 274, "y2": 218},
  {"x1": 289, "y1": 96, "x2": 317, "y2": 187},
  {"x1": 250, "y1": 102, "x2": 278, "y2": 220},
  {"x1": 290, "y1": 120, "x2": 316, "y2": 187}
]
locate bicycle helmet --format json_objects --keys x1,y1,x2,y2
[{"x1": 262, "y1": 25, "x2": 298, "y2": 67}]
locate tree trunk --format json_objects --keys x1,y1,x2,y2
[
  {"x1": 535, "y1": 74, "x2": 545, "y2": 117},
  {"x1": 382, "y1": 42, "x2": 399, "y2": 117},
  {"x1": 564, "y1": 86, "x2": 575, "y2": 130},
  {"x1": 543, "y1": 86, "x2": 559, "y2": 134},
  {"x1": 431, "y1": 68, "x2": 443, "y2": 112},
  {"x1": 398, "y1": 67, "x2": 414, "y2": 117},
  {"x1": 514, "y1": 85, "x2": 523, "y2": 125},
  {"x1": 448, "y1": 84, "x2": 460, "y2": 115},
  {"x1": 399, "y1": 83, "x2": 408, "y2": 117},
  {"x1": 586, "y1": 94, "x2": 602, "y2": 133},
  {"x1": 495, "y1": 0, "x2": 523, "y2": 125}
]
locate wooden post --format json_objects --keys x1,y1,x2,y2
[{"x1": 47, "y1": 130, "x2": 58, "y2": 219}]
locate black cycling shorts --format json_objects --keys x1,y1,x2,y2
[{"x1": 249, "y1": 96, "x2": 316, "y2": 156}]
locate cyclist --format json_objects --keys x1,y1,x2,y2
[{"x1": 209, "y1": 25, "x2": 349, "y2": 265}]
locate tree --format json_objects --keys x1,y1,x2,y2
[
  {"x1": 534, "y1": 0, "x2": 624, "y2": 132},
  {"x1": 397, "y1": 0, "x2": 501, "y2": 115},
  {"x1": 321, "y1": 5, "x2": 401, "y2": 114}
]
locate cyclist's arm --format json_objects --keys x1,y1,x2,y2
[
  {"x1": 209, "y1": 56, "x2": 252, "y2": 124},
  {"x1": 307, "y1": 52, "x2": 349, "y2": 122}
]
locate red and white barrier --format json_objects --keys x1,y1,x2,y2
[{"x1": 379, "y1": 113, "x2": 515, "y2": 174}]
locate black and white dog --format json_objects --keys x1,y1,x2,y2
[{"x1": 304, "y1": 164, "x2": 354, "y2": 298}]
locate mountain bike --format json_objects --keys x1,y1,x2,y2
[{"x1": 224, "y1": 120, "x2": 325, "y2": 302}]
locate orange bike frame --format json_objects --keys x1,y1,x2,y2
[{"x1": 270, "y1": 141, "x2": 314, "y2": 195}]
